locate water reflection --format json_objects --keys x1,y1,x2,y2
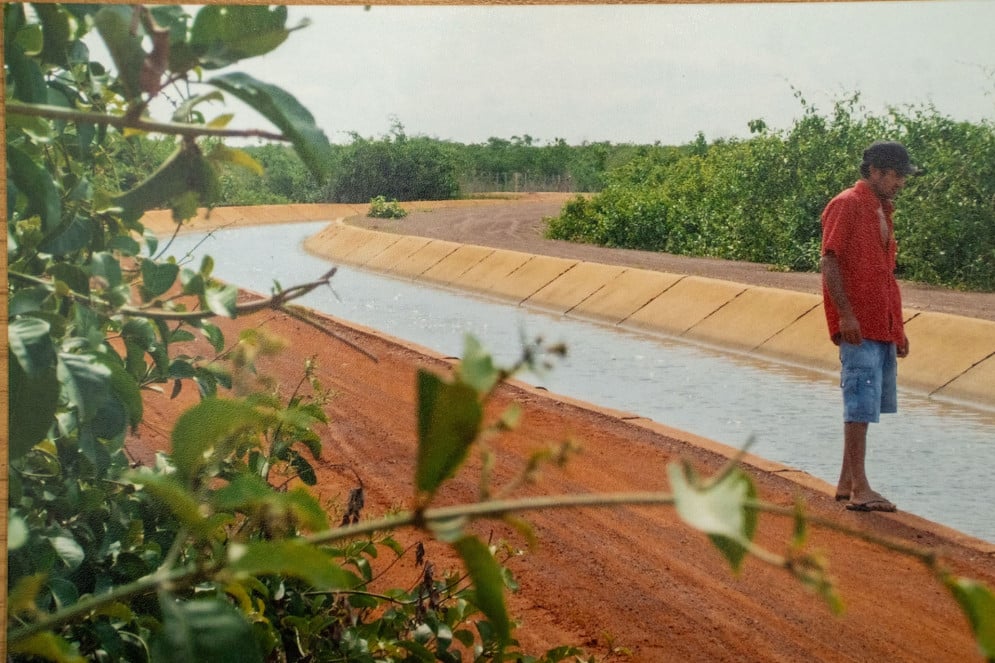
[{"x1": 168, "y1": 221, "x2": 995, "y2": 543}]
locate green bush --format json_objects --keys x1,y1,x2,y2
[
  {"x1": 368, "y1": 195, "x2": 408, "y2": 219},
  {"x1": 546, "y1": 94, "x2": 995, "y2": 290},
  {"x1": 329, "y1": 123, "x2": 461, "y2": 202}
]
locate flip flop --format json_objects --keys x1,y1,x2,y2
[
  {"x1": 846, "y1": 498, "x2": 897, "y2": 512},
  {"x1": 835, "y1": 493, "x2": 850, "y2": 502}
]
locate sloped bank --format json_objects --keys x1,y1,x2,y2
[{"x1": 304, "y1": 217, "x2": 995, "y2": 411}]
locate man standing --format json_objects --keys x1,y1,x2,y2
[{"x1": 821, "y1": 141, "x2": 917, "y2": 513}]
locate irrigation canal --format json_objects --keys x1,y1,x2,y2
[{"x1": 167, "y1": 221, "x2": 995, "y2": 543}]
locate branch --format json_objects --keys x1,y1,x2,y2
[
  {"x1": 279, "y1": 304, "x2": 379, "y2": 362},
  {"x1": 6, "y1": 488, "x2": 958, "y2": 647},
  {"x1": 5, "y1": 101, "x2": 288, "y2": 142},
  {"x1": 306, "y1": 491, "x2": 944, "y2": 572},
  {"x1": 8, "y1": 268, "x2": 338, "y2": 322}
]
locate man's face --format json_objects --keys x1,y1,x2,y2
[{"x1": 867, "y1": 166, "x2": 907, "y2": 201}]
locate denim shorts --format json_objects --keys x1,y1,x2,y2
[{"x1": 839, "y1": 340, "x2": 898, "y2": 423}]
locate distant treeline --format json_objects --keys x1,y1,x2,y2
[
  {"x1": 211, "y1": 122, "x2": 650, "y2": 204},
  {"x1": 115, "y1": 97, "x2": 994, "y2": 290}
]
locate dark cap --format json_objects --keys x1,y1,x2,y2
[{"x1": 862, "y1": 141, "x2": 919, "y2": 176}]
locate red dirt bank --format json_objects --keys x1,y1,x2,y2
[{"x1": 136, "y1": 199, "x2": 995, "y2": 661}]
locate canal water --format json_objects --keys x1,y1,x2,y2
[{"x1": 166, "y1": 221, "x2": 995, "y2": 543}]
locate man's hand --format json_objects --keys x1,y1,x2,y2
[
  {"x1": 897, "y1": 334, "x2": 910, "y2": 358},
  {"x1": 838, "y1": 311, "x2": 862, "y2": 346},
  {"x1": 821, "y1": 252, "x2": 862, "y2": 345}
]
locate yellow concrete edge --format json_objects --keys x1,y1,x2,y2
[
  {"x1": 621, "y1": 275, "x2": 748, "y2": 337},
  {"x1": 456, "y1": 248, "x2": 534, "y2": 296},
  {"x1": 392, "y1": 239, "x2": 464, "y2": 278},
  {"x1": 526, "y1": 261, "x2": 628, "y2": 315},
  {"x1": 304, "y1": 219, "x2": 994, "y2": 411},
  {"x1": 494, "y1": 254, "x2": 579, "y2": 303},
  {"x1": 899, "y1": 311, "x2": 995, "y2": 397}
]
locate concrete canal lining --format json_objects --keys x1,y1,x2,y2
[{"x1": 304, "y1": 218, "x2": 995, "y2": 411}]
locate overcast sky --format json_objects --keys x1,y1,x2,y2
[{"x1": 192, "y1": 2, "x2": 994, "y2": 146}]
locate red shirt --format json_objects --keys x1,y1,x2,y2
[{"x1": 821, "y1": 180, "x2": 905, "y2": 345}]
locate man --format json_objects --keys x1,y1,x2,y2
[{"x1": 820, "y1": 141, "x2": 917, "y2": 513}]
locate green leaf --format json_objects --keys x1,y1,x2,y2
[
  {"x1": 415, "y1": 370, "x2": 483, "y2": 499},
  {"x1": 89, "y1": 252, "x2": 122, "y2": 288},
  {"x1": 190, "y1": 5, "x2": 295, "y2": 69},
  {"x1": 128, "y1": 472, "x2": 210, "y2": 534},
  {"x1": 168, "y1": 359, "x2": 196, "y2": 378},
  {"x1": 153, "y1": 598, "x2": 263, "y2": 663},
  {"x1": 945, "y1": 576, "x2": 995, "y2": 659},
  {"x1": 204, "y1": 284, "x2": 238, "y2": 318},
  {"x1": 94, "y1": 6, "x2": 144, "y2": 100},
  {"x1": 453, "y1": 536, "x2": 511, "y2": 649},
  {"x1": 58, "y1": 353, "x2": 112, "y2": 423},
  {"x1": 170, "y1": 398, "x2": 265, "y2": 484},
  {"x1": 9, "y1": 348, "x2": 59, "y2": 458},
  {"x1": 34, "y1": 3, "x2": 74, "y2": 68},
  {"x1": 8, "y1": 573, "x2": 46, "y2": 618},
  {"x1": 143, "y1": 229, "x2": 159, "y2": 257},
  {"x1": 211, "y1": 474, "x2": 272, "y2": 510},
  {"x1": 227, "y1": 540, "x2": 355, "y2": 589},
  {"x1": 8, "y1": 515, "x2": 29, "y2": 550},
  {"x1": 47, "y1": 577, "x2": 80, "y2": 609},
  {"x1": 7, "y1": 144, "x2": 61, "y2": 231},
  {"x1": 9, "y1": 287, "x2": 52, "y2": 317},
  {"x1": 107, "y1": 234, "x2": 141, "y2": 256},
  {"x1": 122, "y1": 317, "x2": 157, "y2": 348},
  {"x1": 289, "y1": 452, "x2": 317, "y2": 486},
  {"x1": 48, "y1": 262, "x2": 89, "y2": 296},
  {"x1": 9, "y1": 631, "x2": 87, "y2": 663},
  {"x1": 112, "y1": 143, "x2": 214, "y2": 224},
  {"x1": 668, "y1": 460, "x2": 758, "y2": 572},
  {"x1": 180, "y1": 269, "x2": 206, "y2": 296},
  {"x1": 456, "y1": 334, "x2": 501, "y2": 395},
  {"x1": 207, "y1": 72, "x2": 333, "y2": 181},
  {"x1": 209, "y1": 143, "x2": 264, "y2": 176},
  {"x1": 38, "y1": 213, "x2": 92, "y2": 256},
  {"x1": 9, "y1": 317, "x2": 56, "y2": 377},
  {"x1": 5, "y1": 35, "x2": 48, "y2": 103},
  {"x1": 49, "y1": 535, "x2": 85, "y2": 572},
  {"x1": 13, "y1": 20, "x2": 43, "y2": 55},
  {"x1": 140, "y1": 259, "x2": 179, "y2": 300},
  {"x1": 170, "y1": 329, "x2": 196, "y2": 344},
  {"x1": 100, "y1": 354, "x2": 143, "y2": 433},
  {"x1": 213, "y1": 476, "x2": 328, "y2": 532},
  {"x1": 172, "y1": 90, "x2": 225, "y2": 123}
]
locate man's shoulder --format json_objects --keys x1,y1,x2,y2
[{"x1": 823, "y1": 185, "x2": 862, "y2": 219}]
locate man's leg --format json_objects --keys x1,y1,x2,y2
[
  {"x1": 841, "y1": 421, "x2": 871, "y2": 500},
  {"x1": 837, "y1": 341, "x2": 896, "y2": 510},
  {"x1": 835, "y1": 427, "x2": 854, "y2": 499}
]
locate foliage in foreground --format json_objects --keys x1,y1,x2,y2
[
  {"x1": 546, "y1": 93, "x2": 995, "y2": 291},
  {"x1": 6, "y1": 4, "x2": 995, "y2": 662}
]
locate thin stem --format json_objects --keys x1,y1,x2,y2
[
  {"x1": 9, "y1": 561, "x2": 203, "y2": 643},
  {"x1": 6, "y1": 101, "x2": 287, "y2": 142},
  {"x1": 8, "y1": 268, "x2": 338, "y2": 322}
]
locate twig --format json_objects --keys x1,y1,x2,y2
[
  {"x1": 8, "y1": 268, "x2": 340, "y2": 322},
  {"x1": 6, "y1": 101, "x2": 287, "y2": 142}
]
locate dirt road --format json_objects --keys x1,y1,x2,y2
[{"x1": 135, "y1": 198, "x2": 995, "y2": 661}]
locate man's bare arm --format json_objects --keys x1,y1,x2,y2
[{"x1": 821, "y1": 251, "x2": 862, "y2": 345}]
